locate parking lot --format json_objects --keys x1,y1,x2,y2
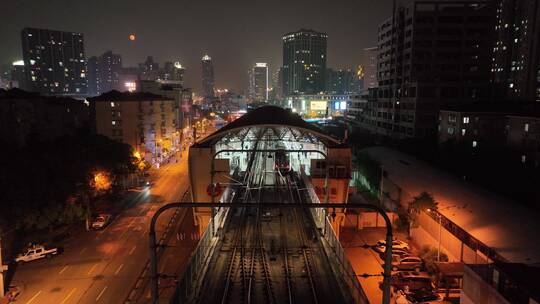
[{"x1": 342, "y1": 226, "x2": 460, "y2": 303}]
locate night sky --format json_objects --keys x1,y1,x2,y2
[{"x1": 1, "y1": 0, "x2": 395, "y2": 94}]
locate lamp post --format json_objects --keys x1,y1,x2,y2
[
  {"x1": 428, "y1": 208, "x2": 442, "y2": 262},
  {"x1": 0, "y1": 233, "x2": 5, "y2": 298}
]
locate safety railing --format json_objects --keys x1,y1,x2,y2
[
  {"x1": 170, "y1": 198, "x2": 230, "y2": 303},
  {"x1": 302, "y1": 174, "x2": 370, "y2": 304}
]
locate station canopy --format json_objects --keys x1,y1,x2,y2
[{"x1": 194, "y1": 106, "x2": 342, "y2": 148}]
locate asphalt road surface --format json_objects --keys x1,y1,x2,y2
[{"x1": 11, "y1": 151, "x2": 191, "y2": 304}]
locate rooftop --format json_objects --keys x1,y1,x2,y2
[
  {"x1": 194, "y1": 105, "x2": 342, "y2": 147},
  {"x1": 361, "y1": 146, "x2": 540, "y2": 264},
  {"x1": 87, "y1": 90, "x2": 171, "y2": 102},
  {"x1": 440, "y1": 102, "x2": 540, "y2": 117},
  {"x1": 495, "y1": 263, "x2": 540, "y2": 301},
  {"x1": 0, "y1": 88, "x2": 84, "y2": 105}
]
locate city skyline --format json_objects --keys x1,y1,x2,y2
[{"x1": 0, "y1": 0, "x2": 395, "y2": 93}]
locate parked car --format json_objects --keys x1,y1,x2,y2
[
  {"x1": 377, "y1": 239, "x2": 410, "y2": 250},
  {"x1": 388, "y1": 256, "x2": 424, "y2": 272},
  {"x1": 408, "y1": 289, "x2": 444, "y2": 303},
  {"x1": 377, "y1": 247, "x2": 411, "y2": 258},
  {"x1": 395, "y1": 290, "x2": 444, "y2": 303},
  {"x1": 15, "y1": 245, "x2": 58, "y2": 263},
  {"x1": 390, "y1": 271, "x2": 434, "y2": 292},
  {"x1": 91, "y1": 214, "x2": 112, "y2": 229}
]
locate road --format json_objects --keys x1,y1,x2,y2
[{"x1": 10, "y1": 151, "x2": 193, "y2": 304}]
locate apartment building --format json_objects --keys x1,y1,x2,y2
[{"x1": 89, "y1": 91, "x2": 179, "y2": 164}]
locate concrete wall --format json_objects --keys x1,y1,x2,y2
[
  {"x1": 412, "y1": 212, "x2": 489, "y2": 264},
  {"x1": 346, "y1": 212, "x2": 396, "y2": 229},
  {"x1": 460, "y1": 265, "x2": 510, "y2": 304},
  {"x1": 188, "y1": 146, "x2": 230, "y2": 234}
]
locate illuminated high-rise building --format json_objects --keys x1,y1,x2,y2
[
  {"x1": 359, "y1": 47, "x2": 378, "y2": 90},
  {"x1": 87, "y1": 51, "x2": 122, "y2": 96},
  {"x1": 21, "y1": 27, "x2": 87, "y2": 96},
  {"x1": 492, "y1": 0, "x2": 540, "y2": 102},
  {"x1": 282, "y1": 29, "x2": 327, "y2": 96},
  {"x1": 325, "y1": 68, "x2": 360, "y2": 94},
  {"x1": 201, "y1": 54, "x2": 215, "y2": 101},
  {"x1": 139, "y1": 56, "x2": 160, "y2": 81},
  {"x1": 162, "y1": 61, "x2": 185, "y2": 86},
  {"x1": 248, "y1": 63, "x2": 269, "y2": 102}
]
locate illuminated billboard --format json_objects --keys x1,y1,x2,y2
[{"x1": 310, "y1": 100, "x2": 327, "y2": 111}]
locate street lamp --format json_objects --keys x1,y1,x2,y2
[{"x1": 427, "y1": 208, "x2": 442, "y2": 262}]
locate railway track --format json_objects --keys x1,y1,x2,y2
[{"x1": 193, "y1": 140, "x2": 349, "y2": 304}]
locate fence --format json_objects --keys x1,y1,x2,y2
[
  {"x1": 302, "y1": 174, "x2": 370, "y2": 304},
  {"x1": 169, "y1": 198, "x2": 230, "y2": 303}
]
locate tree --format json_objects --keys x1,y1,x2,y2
[
  {"x1": 418, "y1": 245, "x2": 448, "y2": 274},
  {"x1": 0, "y1": 130, "x2": 137, "y2": 232},
  {"x1": 397, "y1": 191, "x2": 438, "y2": 235},
  {"x1": 409, "y1": 191, "x2": 438, "y2": 214}
]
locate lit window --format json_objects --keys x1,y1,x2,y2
[
  {"x1": 521, "y1": 155, "x2": 526, "y2": 163},
  {"x1": 112, "y1": 120, "x2": 116, "y2": 126},
  {"x1": 461, "y1": 129, "x2": 466, "y2": 136},
  {"x1": 111, "y1": 102, "x2": 115, "y2": 107},
  {"x1": 463, "y1": 117, "x2": 470, "y2": 124},
  {"x1": 472, "y1": 141, "x2": 477, "y2": 148},
  {"x1": 525, "y1": 123, "x2": 529, "y2": 132}
]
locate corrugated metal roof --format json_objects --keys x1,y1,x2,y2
[
  {"x1": 194, "y1": 106, "x2": 341, "y2": 147},
  {"x1": 362, "y1": 146, "x2": 540, "y2": 264}
]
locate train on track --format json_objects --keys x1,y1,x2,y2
[{"x1": 274, "y1": 143, "x2": 291, "y2": 176}]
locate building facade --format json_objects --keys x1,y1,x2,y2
[
  {"x1": 438, "y1": 106, "x2": 509, "y2": 147},
  {"x1": 325, "y1": 68, "x2": 360, "y2": 95},
  {"x1": 284, "y1": 93, "x2": 360, "y2": 118},
  {"x1": 248, "y1": 63, "x2": 269, "y2": 102},
  {"x1": 282, "y1": 29, "x2": 327, "y2": 96},
  {"x1": 371, "y1": 1, "x2": 495, "y2": 138},
  {"x1": 359, "y1": 47, "x2": 378, "y2": 90},
  {"x1": 0, "y1": 89, "x2": 89, "y2": 147},
  {"x1": 492, "y1": 0, "x2": 540, "y2": 102},
  {"x1": 87, "y1": 51, "x2": 122, "y2": 97},
  {"x1": 201, "y1": 54, "x2": 215, "y2": 102},
  {"x1": 21, "y1": 27, "x2": 87, "y2": 96},
  {"x1": 89, "y1": 91, "x2": 179, "y2": 164},
  {"x1": 138, "y1": 56, "x2": 160, "y2": 81},
  {"x1": 506, "y1": 114, "x2": 540, "y2": 166}
]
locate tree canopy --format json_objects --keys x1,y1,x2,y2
[{"x1": 0, "y1": 129, "x2": 137, "y2": 231}]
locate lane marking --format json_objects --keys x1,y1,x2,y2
[
  {"x1": 119, "y1": 228, "x2": 128, "y2": 238},
  {"x1": 26, "y1": 290, "x2": 42, "y2": 304},
  {"x1": 128, "y1": 218, "x2": 136, "y2": 228},
  {"x1": 129, "y1": 246, "x2": 136, "y2": 255},
  {"x1": 60, "y1": 288, "x2": 77, "y2": 304},
  {"x1": 59, "y1": 265, "x2": 69, "y2": 275},
  {"x1": 115, "y1": 264, "x2": 124, "y2": 275},
  {"x1": 96, "y1": 286, "x2": 108, "y2": 301},
  {"x1": 87, "y1": 263, "x2": 97, "y2": 275}
]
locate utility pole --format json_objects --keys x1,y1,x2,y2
[
  {"x1": 437, "y1": 213, "x2": 442, "y2": 261},
  {"x1": 0, "y1": 234, "x2": 7, "y2": 298},
  {"x1": 85, "y1": 191, "x2": 91, "y2": 231}
]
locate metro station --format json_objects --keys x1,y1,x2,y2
[{"x1": 171, "y1": 105, "x2": 368, "y2": 303}]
